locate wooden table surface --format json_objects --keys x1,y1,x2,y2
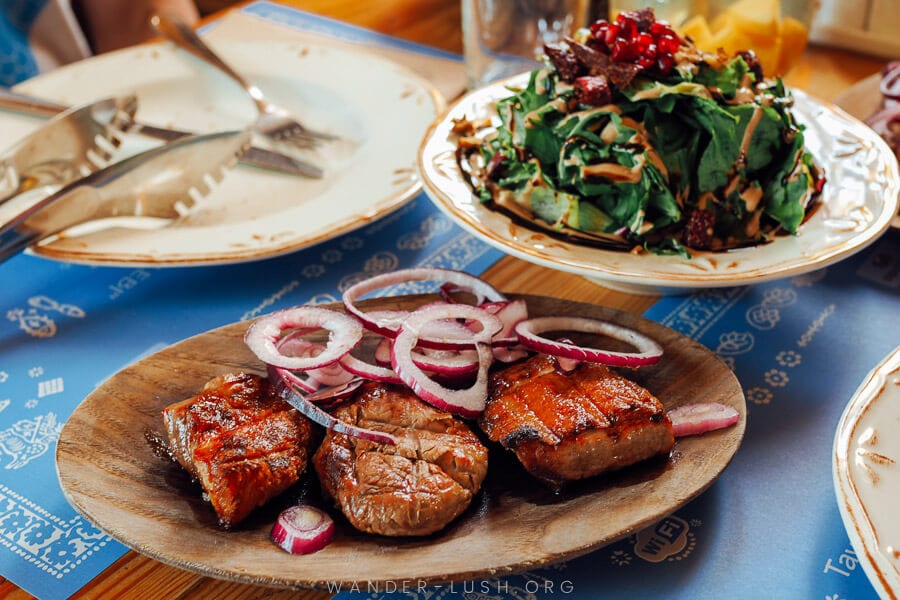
[{"x1": 0, "y1": 1, "x2": 887, "y2": 598}]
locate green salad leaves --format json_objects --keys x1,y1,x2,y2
[{"x1": 463, "y1": 34, "x2": 824, "y2": 256}]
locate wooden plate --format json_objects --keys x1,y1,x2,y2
[{"x1": 56, "y1": 294, "x2": 746, "y2": 590}]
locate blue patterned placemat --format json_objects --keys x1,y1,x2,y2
[
  {"x1": 0, "y1": 195, "x2": 502, "y2": 599},
  {"x1": 331, "y1": 232, "x2": 898, "y2": 600}
]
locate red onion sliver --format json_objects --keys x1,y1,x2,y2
[
  {"x1": 278, "y1": 366, "x2": 319, "y2": 394},
  {"x1": 306, "y1": 362, "x2": 355, "y2": 388},
  {"x1": 669, "y1": 402, "x2": 740, "y2": 437},
  {"x1": 270, "y1": 366, "x2": 397, "y2": 445},
  {"x1": 492, "y1": 344, "x2": 530, "y2": 363},
  {"x1": 339, "y1": 351, "x2": 403, "y2": 384},
  {"x1": 515, "y1": 316, "x2": 663, "y2": 367},
  {"x1": 278, "y1": 336, "x2": 355, "y2": 388},
  {"x1": 271, "y1": 505, "x2": 335, "y2": 554},
  {"x1": 391, "y1": 304, "x2": 501, "y2": 418},
  {"x1": 879, "y1": 61, "x2": 900, "y2": 101},
  {"x1": 480, "y1": 298, "x2": 529, "y2": 346},
  {"x1": 411, "y1": 347, "x2": 479, "y2": 376},
  {"x1": 245, "y1": 307, "x2": 363, "y2": 370},
  {"x1": 553, "y1": 338, "x2": 582, "y2": 372},
  {"x1": 304, "y1": 378, "x2": 365, "y2": 405},
  {"x1": 341, "y1": 267, "x2": 507, "y2": 340}
]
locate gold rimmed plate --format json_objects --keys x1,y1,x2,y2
[
  {"x1": 418, "y1": 76, "x2": 899, "y2": 295},
  {"x1": 833, "y1": 346, "x2": 900, "y2": 599},
  {"x1": 9, "y1": 39, "x2": 442, "y2": 266},
  {"x1": 57, "y1": 294, "x2": 745, "y2": 589}
]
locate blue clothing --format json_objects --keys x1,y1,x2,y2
[{"x1": 0, "y1": 0, "x2": 50, "y2": 85}]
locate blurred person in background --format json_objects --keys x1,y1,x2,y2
[{"x1": 1, "y1": 0, "x2": 198, "y2": 86}]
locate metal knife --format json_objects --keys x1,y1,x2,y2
[
  {"x1": 0, "y1": 129, "x2": 252, "y2": 263},
  {"x1": 0, "y1": 88, "x2": 322, "y2": 179}
]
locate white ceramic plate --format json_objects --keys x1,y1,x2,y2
[
  {"x1": 833, "y1": 73, "x2": 900, "y2": 232},
  {"x1": 7, "y1": 39, "x2": 442, "y2": 266},
  {"x1": 833, "y1": 346, "x2": 900, "y2": 600},
  {"x1": 418, "y1": 75, "x2": 900, "y2": 295}
]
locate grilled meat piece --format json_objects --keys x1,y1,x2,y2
[
  {"x1": 479, "y1": 354, "x2": 674, "y2": 487},
  {"x1": 162, "y1": 372, "x2": 314, "y2": 528},
  {"x1": 313, "y1": 382, "x2": 488, "y2": 537}
]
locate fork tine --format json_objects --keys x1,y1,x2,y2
[
  {"x1": 153, "y1": 13, "x2": 340, "y2": 151},
  {"x1": 0, "y1": 129, "x2": 251, "y2": 263}
]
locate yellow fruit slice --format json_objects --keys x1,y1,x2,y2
[
  {"x1": 728, "y1": 0, "x2": 780, "y2": 39},
  {"x1": 705, "y1": 14, "x2": 780, "y2": 75},
  {"x1": 775, "y1": 16, "x2": 809, "y2": 74},
  {"x1": 679, "y1": 14, "x2": 713, "y2": 46}
]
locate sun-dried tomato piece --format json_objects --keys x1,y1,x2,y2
[
  {"x1": 574, "y1": 75, "x2": 612, "y2": 107},
  {"x1": 544, "y1": 43, "x2": 583, "y2": 82},
  {"x1": 485, "y1": 152, "x2": 507, "y2": 181},
  {"x1": 683, "y1": 208, "x2": 716, "y2": 249},
  {"x1": 565, "y1": 38, "x2": 642, "y2": 89}
]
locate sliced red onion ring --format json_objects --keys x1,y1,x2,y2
[
  {"x1": 391, "y1": 304, "x2": 501, "y2": 418},
  {"x1": 373, "y1": 336, "x2": 393, "y2": 367},
  {"x1": 411, "y1": 346, "x2": 479, "y2": 377},
  {"x1": 304, "y1": 378, "x2": 365, "y2": 409},
  {"x1": 277, "y1": 366, "x2": 319, "y2": 395},
  {"x1": 553, "y1": 338, "x2": 583, "y2": 372},
  {"x1": 245, "y1": 307, "x2": 363, "y2": 371},
  {"x1": 492, "y1": 344, "x2": 530, "y2": 363},
  {"x1": 342, "y1": 267, "x2": 507, "y2": 340},
  {"x1": 367, "y1": 337, "x2": 478, "y2": 379},
  {"x1": 438, "y1": 281, "x2": 492, "y2": 305},
  {"x1": 479, "y1": 299, "x2": 529, "y2": 346},
  {"x1": 880, "y1": 61, "x2": 900, "y2": 102},
  {"x1": 515, "y1": 316, "x2": 663, "y2": 367},
  {"x1": 270, "y1": 366, "x2": 397, "y2": 445},
  {"x1": 277, "y1": 335, "x2": 355, "y2": 388},
  {"x1": 339, "y1": 350, "x2": 403, "y2": 384},
  {"x1": 271, "y1": 505, "x2": 335, "y2": 554},
  {"x1": 668, "y1": 402, "x2": 740, "y2": 437}
]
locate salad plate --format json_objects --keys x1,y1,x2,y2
[
  {"x1": 834, "y1": 72, "x2": 900, "y2": 231},
  {"x1": 56, "y1": 294, "x2": 745, "y2": 590},
  {"x1": 419, "y1": 75, "x2": 900, "y2": 295},
  {"x1": 833, "y1": 346, "x2": 900, "y2": 600},
  {"x1": 6, "y1": 38, "x2": 442, "y2": 266}
]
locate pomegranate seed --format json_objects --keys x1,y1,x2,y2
[
  {"x1": 657, "y1": 34, "x2": 680, "y2": 54},
  {"x1": 579, "y1": 9, "x2": 685, "y2": 79},
  {"x1": 618, "y1": 15, "x2": 638, "y2": 39},
  {"x1": 604, "y1": 22, "x2": 620, "y2": 46},
  {"x1": 611, "y1": 38, "x2": 634, "y2": 62},
  {"x1": 657, "y1": 54, "x2": 675, "y2": 74},
  {"x1": 636, "y1": 55, "x2": 655, "y2": 69},
  {"x1": 814, "y1": 172, "x2": 827, "y2": 194},
  {"x1": 635, "y1": 32, "x2": 654, "y2": 52},
  {"x1": 649, "y1": 21, "x2": 669, "y2": 36}
]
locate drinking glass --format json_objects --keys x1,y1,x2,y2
[{"x1": 462, "y1": 0, "x2": 593, "y2": 89}]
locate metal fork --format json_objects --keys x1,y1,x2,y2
[
  {"x1": 0, "y1": 129, "x2": 250, "y2": 262},
  {"x1": 0, "y1": 88, "x2": 324, "y2": 178},
  {"x1": 151, "y1": 14, "x2": 338, "y2": 149}
]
